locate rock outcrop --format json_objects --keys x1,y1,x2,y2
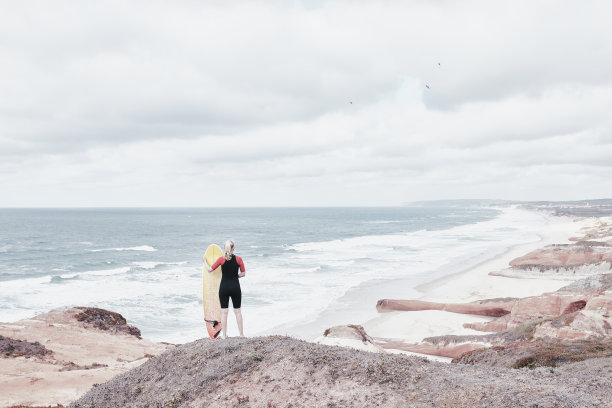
[
  {"x1": 570, "y1": 216, "x2": 612, "y2": 241},
  {"x1": 493, "y1": 217, "x2": 612, "y2": 279},
  {"x1": 73, "y1": 307, "x2": 142, "y2": 338},
  {"x1": 316, "y1": 324, "x2": 384, "y2": 353},
  {"x1": 0, "y1": 307, "x2": 172, "y2": 407},
  {"x1": 376, "y1": 298, "x2": 516, "y2": 317},
  {"x1": 492, "y1": 241, "x2": 612, "y2": 278},
  {"x1": 509, "y1": 241, "x2": 612, "y2": 268},
  {"x1": 375, "y1": 274, "x2": 612, "y2": 358},
  {"x1": 0, "y1": 335, "x2": 52, "y2": 358}
]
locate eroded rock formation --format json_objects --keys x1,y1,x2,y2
[
  {"x1": 494, "y1": 218, "x2": 612, "y2": 278},
  {"x1": 0, "y1": 335, "x2": 52, "y2": 358},
  {"x1": 376, "y1": 298, "x2": 516, "y2": 317},
  {"x1": 491, "y1": 241, "x2": 612, "y2": 278},
  {"x1": 375, "y1": 274, "x2": 612, "y2": 359},
  {"x1": 73, "y1": 307, "x2": 142, "y2": 338}
]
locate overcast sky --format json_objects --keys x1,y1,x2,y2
[{"x1": 1, "y1": 0, "x2": 611, "y2": 206}]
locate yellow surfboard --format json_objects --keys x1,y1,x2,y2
[{"x1": 203, "y1": 244, "x2": 223, "y2": 339}]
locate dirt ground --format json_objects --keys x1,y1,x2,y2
[{"x1": 70, "y1": 335, "x2": 612, "y2": 408}]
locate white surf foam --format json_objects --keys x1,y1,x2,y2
[
  {"x1": 241, "y1": 207, "x2": 545, "y2": 337},
  {"x1": 91, "y1": 245, "x2": 157, "y2": 252},
  {"x1": 132, "y1": 261, "x2": 188, "y2": 269},
  {"x1": 80, "y1": 267, "x2": 132, "y2": 277}
]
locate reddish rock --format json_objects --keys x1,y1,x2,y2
[
  {"x1": 376, "y1": 298, "x2": 515, "y2": 317},
  {"x1": 376, "y1": 274, "x2": 612, "y2": 358},
  {"x1": 73, "y1": 307, "x2": 141, "y2": 338},
  {"x1": 533, "y1": 310, "x2": 612, "y2": 340},
  {"x1": 509, "y1": 241, "x2": 612, "y2": 269},
  {"x1": 0, "y1": 335, "x2": 52, "y2": 358},
  {"x1": 464, "y1": 293, "x2": 588, "y2": 332}
]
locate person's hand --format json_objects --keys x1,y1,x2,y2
[
  {"x1": 203, "y1": 256, "x2": 212, "y2": 272},
  {"x1": 238, "y1": 272, "x2": 245, "y2": 278}
]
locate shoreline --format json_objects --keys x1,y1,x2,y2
[
  {"x1": 321, "y1": 208, "x2": 596, "y2": 359},
  {"x1": 1, "y1": 205, "x2": 564, "y2": 346},
  {"x1": 418, "y1": 211, "x2": 585, "y2": 302},
  {"x1": 273, "y1": 206, "x2": 549, "y2": 340}
]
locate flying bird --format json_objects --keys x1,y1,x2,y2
[{"x1": 425, "y1": 63, "x2": 440, "y2": 90}]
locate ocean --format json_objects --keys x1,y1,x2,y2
[{"x1": 0, "y1": 205, "x2": 546, "y2": 343}]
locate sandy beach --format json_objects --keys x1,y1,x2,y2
[{"x1": 320, "y1": 209, "x2": 599, "y2": 359}]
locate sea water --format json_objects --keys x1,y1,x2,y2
[{"x1": 0, "y1": 205, "x2": 546, "y2": 343}]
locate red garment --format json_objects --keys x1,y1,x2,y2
[{"x1": 211, "y1": 256, "x2": 245, "y2": 272}]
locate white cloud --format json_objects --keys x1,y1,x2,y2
[{"x1": 1, "y1": 0, "x2": 612, "y2": 206}]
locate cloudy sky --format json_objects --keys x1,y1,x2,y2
[{"x1": 1, "y1": 0, "x2": 611, "y2": 206}]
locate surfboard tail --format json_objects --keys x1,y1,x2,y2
[{"x1": 205, "y1": 319, "x2": 222, "y2": 339}]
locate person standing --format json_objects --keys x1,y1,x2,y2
[{"x1": 204, "y1": 239, "x2": 246, "y2": 339}]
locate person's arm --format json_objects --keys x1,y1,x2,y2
[
  {"x1": 236, "y1": 256, "x2": 246, "y2": 278},
  {"x1": 205, "y1": 256, "x2": 225, "y2": 272}
]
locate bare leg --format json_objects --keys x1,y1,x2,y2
[
  {"x1": 221, "y1": 308, "x2": 229, "y2": 339},
  {"x1": 234, "y1": 308, "x2": 244, "y2": 337}
]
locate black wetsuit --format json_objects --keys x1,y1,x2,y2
[{"x1": 219, "y1": 255, "x2": 242, "y2": 309}]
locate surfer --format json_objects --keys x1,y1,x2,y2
[{"x1": 204, "y1": 240, "x2": 246, "y2": 339}]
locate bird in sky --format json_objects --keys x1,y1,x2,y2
[{"x1": 425, "y1": 84, "x2": 430, "y2": 89}]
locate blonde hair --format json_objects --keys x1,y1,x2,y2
[{"x1": 223, "y1": 240, "x2": 235, "y2": 260}]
